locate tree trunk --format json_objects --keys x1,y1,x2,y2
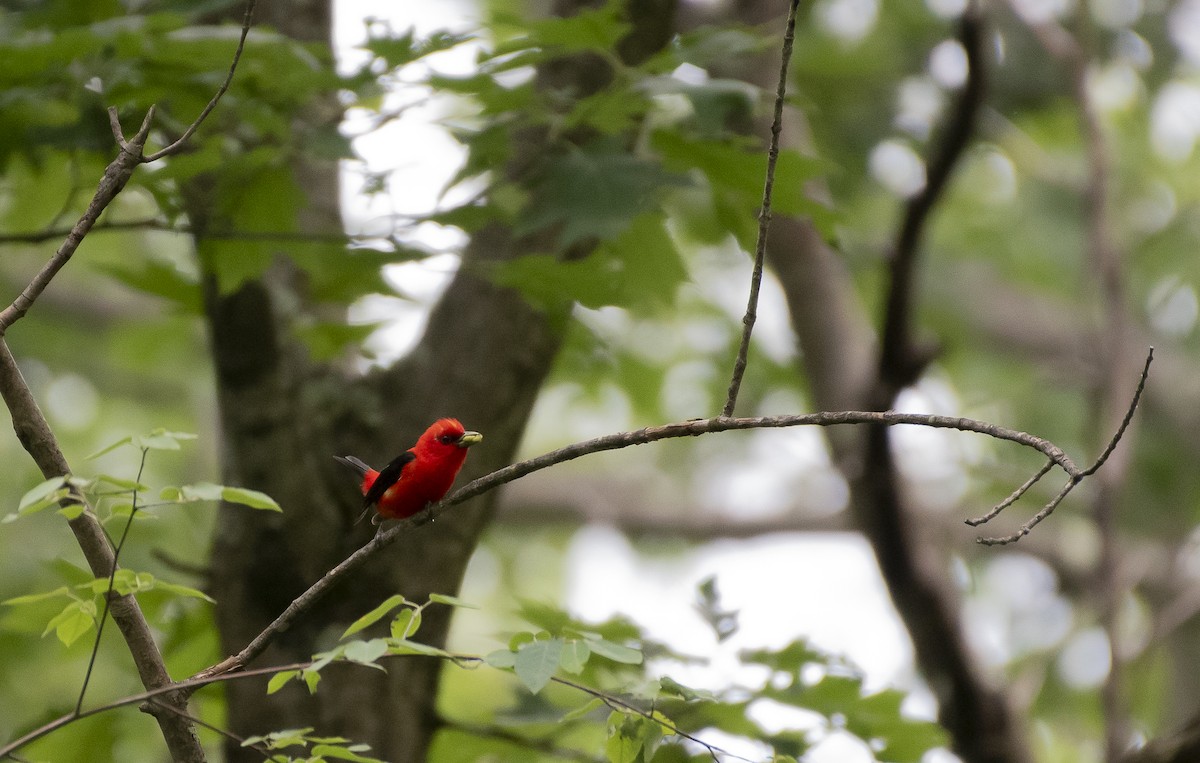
[{"x1": 195, "y1": 1, "x2": 674, "y2": 760}]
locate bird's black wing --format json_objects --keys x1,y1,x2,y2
[{"x1": 362, "y1": 451, "x2": 415, "y2": 508}]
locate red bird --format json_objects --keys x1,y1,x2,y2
[{"x1": 334, "y1": 418, "x2": 482, "y2": 523}]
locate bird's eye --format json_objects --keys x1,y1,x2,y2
[{"x1": 438, "y1": 434, "x2": 455, "y2": 444}]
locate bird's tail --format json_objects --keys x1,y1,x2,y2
[{"x1": 333, "y1": 454, "x2": 371, "y2": 476}]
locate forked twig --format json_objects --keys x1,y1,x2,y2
[{"x1": 971, "y1": 347, "x2": 1153, "y2": 545}]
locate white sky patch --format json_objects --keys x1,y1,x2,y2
[
  {"x1": 1089, "y1": 62, "x2": 1142, "y2": 112},
  {"x1": 1009, "y1": 0, "x2": 1074, "y2": 24},
  {"x1": 45, "y1": 373, "x2": 100, "y2": 432},
  {"x1": 1146, "y1": 275, "x2": 1199, "y2": 337},
  {"x1": 1151, "y1": 80, "x2": 1200, "y2": 161},
  {"x1": 929, "y1": 39, "x2": 968, "y2": 89},
  {"x1": 870, "y1": 139, "x2": 927, "y2": 198},
  {"x1": 566, "y1": 528, "x2": 913, "y2": 692},
  {"x1": 1056, "y1": 627, "x2": 1111, "y2": 689},
  {"x1": 816, "y1": 0, "x2": 879, "y2": 43},
  {"x1": 1092, "y1": 0, "x2": 1143, "y2": 28},
  {"x1": 1173, "y1": 0, "x2": 1200, "y2": 65},
  {"x1": 926, "y1": 0, "x2": 967, "y2": 18},
  {"x1": 896, "y1": 77, "x2": 944, "y2": 139}
]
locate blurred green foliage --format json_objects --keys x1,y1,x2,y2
[{"x1": 2, "y1": 0, "x2": 1199, "y2": 760}]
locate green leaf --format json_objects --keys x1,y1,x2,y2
[
  {"x1": 57, "y1": 502, "x2": 87, "y2": 520},
  {"x1": 493, "y1": 212, "x2": 687, "y2": 315},
  {"x1": 4, "y1": 586, "x2": 71, "y2": 606},
  {"x1": 93, "y1": 260, "x2": 201, "y2": 312},
  {"x1": 493, "y1": 4, "x2": 629, "y2": 57},
  {"x1": 341, "y1": 594, "x2": 407, "y2": 640},
  {"x1": 303, "y1": 668, "x2": 321, "y2": 695},
  {"x1": 44, "y1": 599, "x2": 96, "y2": 646},
  {"x1": 267, "y1": 670, "x2": 300, "y2": 695},
  {"x1": 85, "y1": 435, "x2": 134, "y2": 460},
  {"x1": 391, "y1": 608, "x2": 421, "y2": 640},
  {"x1": 309, "y1": 744, "x2": 386, "y2": 763},
  {"x1": 562, "y1": 696, "x2": 606, "y2": 723},
  {"x1": 293, "y1": 320, "x2": 380, "y2": 362},
  {"x1": 154, "y1": 580, "x2": 217, "y2": 604},
  {"x1": 559, "y1": 639, "x2": 591, "y2": 674},
  {"x1": 343, "y1": 639, "x2": 389, "y2": 669},
  {"x1": 161, "y1": 483, "x2": 279, "y2": 510},
  {"x1": 220, "y1": 486, "x2": 282, "y2": 511},
  {"x1": 387, "y1": 639, "x2": 452, "y2": 658},
  {"x1": 658, "y1": 675, "x2": 715, "y2": 701},
  {"x1": 484, "y1": 649, "x2": 516, "y2": 669},
  {"x1": 586, "y1": 637, "x2": 643, "y2": 665},
  {"x1": 18, "y1": 477, "x2": 67, "y2": 512},
  {"x1": 514, "y1": 638, "x2": 563, "y2": 694},
  {"x1": 517, "y1": 141, "x2": 686, "y2": 248},
  {"x1": 428, "y1": 593, "x2": 478, "y2": 609},
  {"x1": 136, "y1": 432, "x2": 182, "y2": 451},
  {"x1": 94, "y1": 473, "x2": 150, "y2": 492}
]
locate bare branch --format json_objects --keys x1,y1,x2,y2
[
  {"x1": 189, "y1": 406, "x2": 1100, "y2": 685},
  {"x1": 722, "y1": 0, "x2": 800, "y2": 417},
  {"x1": 964, "y1": 458, "x2": 1055, "y2": 526},
  {"x1": 143, "y1": 0, "x2": 258, "y2": 162},
  {"x1": 974, "y1": 348, "x2": 1152, "y2": 545}
]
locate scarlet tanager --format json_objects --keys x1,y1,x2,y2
[{"x1": 334, "y1": 418, "x2": 482, "y2": 523}]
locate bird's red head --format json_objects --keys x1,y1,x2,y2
[{"x1": 416, "y1": 418, "x2": 484, "y2": 456}]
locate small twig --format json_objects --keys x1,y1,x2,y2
[
  {"x1": 965, "y1": 458, "x2": 1054, "y2": 526},
  {"x1": 1081, "y1": 346, "x2": 1151, "y2": 477},
  {"x1": 550, "y1": 675, "x2": 755, "y2": 763},
  {"x1": 76, "y1": 447, "x2": 149, "y2": 714},
  {"x1": 143, "y1": 0, "x2": 257, "y2": 162},
  {"x1": 722, "y1": 0, "x2": 800, "y2": 418},
  {"x1": 975, "y1": 347, "x2": 1152, "y2": 545},
  {"x1": 148, "y1": 701, "x2": 275, "y2": 762}
]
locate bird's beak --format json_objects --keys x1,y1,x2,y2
[{"x1": 457, "y1": 431, "x2": 483, "y2": 448}]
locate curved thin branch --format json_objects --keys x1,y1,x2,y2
[
  {"x1": 722, "y1": 0, "x2": 801, "y2": 417},
  {"x1": 189, "y1": 406, "x2": 1108, "y2": 685}
]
